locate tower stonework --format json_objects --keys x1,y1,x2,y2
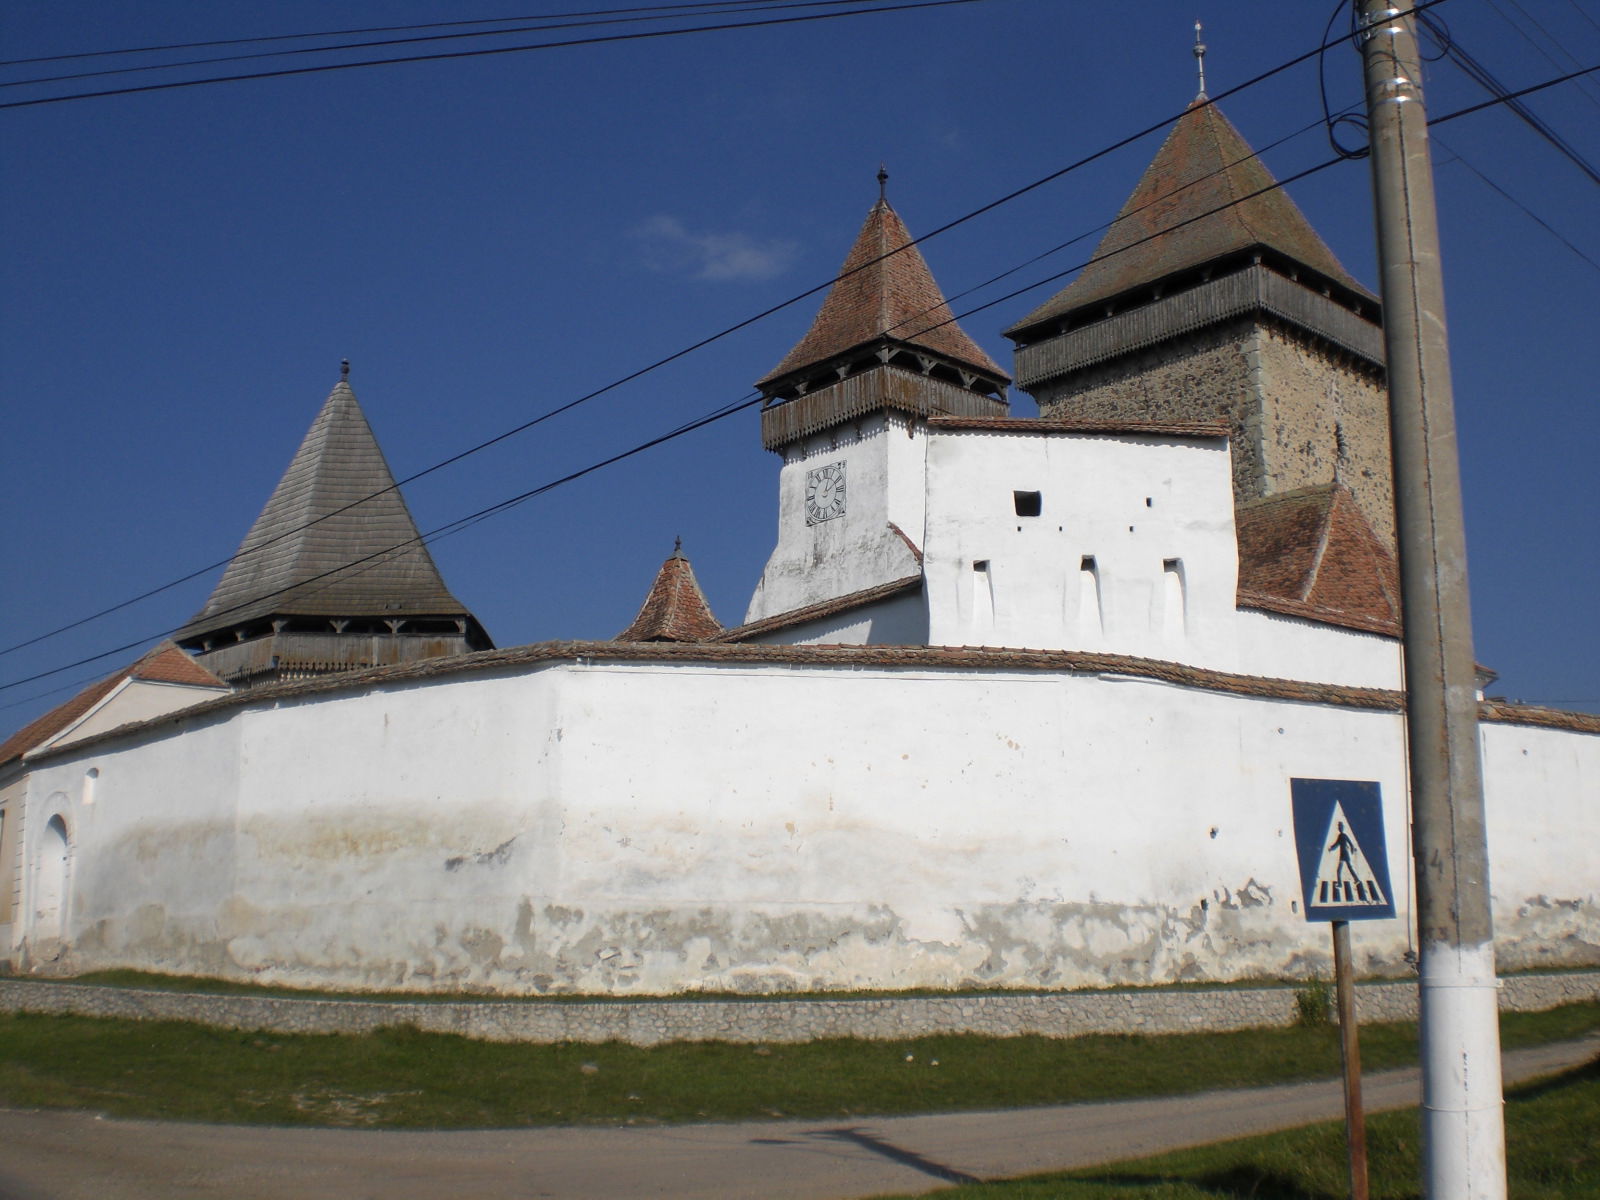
[{"x1": 1006, "y1": 98, "x2": 1394, "y2": 546}]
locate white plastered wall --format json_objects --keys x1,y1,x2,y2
[
  {"x1": 18, "y1": 658, "x2": 1595, "y2": 994},
  {"x1": 923, "y1": 429, "x2": 1240, "y2": 666},
  {"x1": 745, "y1": 413, "x2": 927, "y2": 622}
]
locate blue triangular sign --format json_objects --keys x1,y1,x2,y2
[{"x1": 1290, "y1": 778, "x2": 1396, "y2": 922}]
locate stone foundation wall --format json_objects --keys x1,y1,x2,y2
[{"x1": 3, "y1": 971, "x2": 1595, "y2": 1047}]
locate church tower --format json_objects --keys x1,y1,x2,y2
[
  {"x1": 1004, "y1": 86, "x2": 1393, "y2": 545},
  {"x1": 745, "y1": 175, "x2": 1010, "y2": 623},
  {"x1": 175, "y1": 366, "x2": 492, "y2": 687}
]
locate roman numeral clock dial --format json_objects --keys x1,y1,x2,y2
[{"x1": 805, "y1": 461, "x2": 847, "y2": 525}]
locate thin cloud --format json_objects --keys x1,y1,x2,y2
[{"x1": 632, "y1": 215, "x2": 797, "y2": 282}]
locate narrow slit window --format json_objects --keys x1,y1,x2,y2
[
  {"x1": 1079, "y1": 555, "x2": 1102, "y2": 635},
  {"x1": 1013, "y1": 490, "x2": 1042, "y2": 517}
]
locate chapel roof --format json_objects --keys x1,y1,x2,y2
[
  {"x1": 616, "y1": 542, "x2": 722, "y2": 642},
  {"x1": 176, "y1": 371, "x2": 478, "y2": 641},
  {"x1": 0, "y1": 641, "x2": 226, "y2": 768},
  {"x1": 758, "y1": 191, "x2": 1006, "y2": 390},
  {"x1": 1235, "y1": 483, "x2": 1402, "y2": 636},
  {"x1": 1007, "y1": 98, "x2": 1372, "y2": 339}
]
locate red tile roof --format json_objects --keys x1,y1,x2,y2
[
  {"x1": 0, "y1": 642, "x2": 226, "y2": 767},
  {"x1": 1236, "y1": 484, "x2": 1401, "y2": 637},
  {"x1": 759, "y1": 198, "x2": 1006, "y2": 388},
  {"x1": 33, "y1": 639, "x2": 1599, "y2": 766},
  {"x1": 715, "y1": 576, "x2": 924, "y2": 643},
  {"x1": 1009, "y1": 99, "x2": 1371, "y2": 338},
  {"x1": 615, "y1": 543, "x2": 722, "y2": 642}
]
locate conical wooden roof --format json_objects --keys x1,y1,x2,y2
[
  {"x1": 759, "y1": 197, "x2": 1005, "y2": 389},
  {"x1": 179, "y1": 376, "x2": 474, "y2": 639},
  {"x1": 1009, "y1": 99, "x2": 1371, "y2": 337},
  {"x1": 616, "y1": 542, "x2": 721, "y2": 642}
]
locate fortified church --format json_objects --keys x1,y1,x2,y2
[{"x1": 3, "y1": 87, "x2": 1595, "y2": 994}]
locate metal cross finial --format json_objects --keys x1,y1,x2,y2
[
  {"x1": 673, "y1": 535, "x2": 683, "y2": 556},
  {"x1": 877, "y1": 164, "x2": 889, "y2": 203},
  {"x1": 1193, "y1": 20, "x2": 1208, "y2": 98},
  {"x1": 340, "y1": 358, "x2": 350, "y2": 380}
]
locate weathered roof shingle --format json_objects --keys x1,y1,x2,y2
[{"x1": 1009, "y1": 99, "x2": 1372, "y2": 339}]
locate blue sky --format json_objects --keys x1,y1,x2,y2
[{"x1": 3, "y1": 0, "x2": 1597, "y2": 730}]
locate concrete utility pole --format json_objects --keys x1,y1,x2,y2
[{"x1": 1356, "y1": 3, "x2": 1506, "y2": 1196}]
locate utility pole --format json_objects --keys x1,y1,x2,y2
[{"x1": 1356, "y1": 3, "x2": 1506, "y2": 1197}]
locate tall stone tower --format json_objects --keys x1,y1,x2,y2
[
  {"x1": 745, "y1": 177, "x2": 1010, "y2": 622},
  {"x1": 176, "y1": 366, "x2": 492, "y2": 687},
  {"x1": 1004, "y1": 96, "x2": 1393, "y2": 545}
]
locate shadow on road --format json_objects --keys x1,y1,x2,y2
[{"x1": 804, "y1": 1126, "x2": 982, "y2": 1184}]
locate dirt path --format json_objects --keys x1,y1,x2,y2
[{"x1": 0, "y1": 1036, "x2": 1593, "y2": 1200}]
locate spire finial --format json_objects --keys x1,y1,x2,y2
[
  {"x1": 1193, "y1": 19, "x2": 1207, "y2": 99},
  {"x1": 673, "y1": 535, "x2": 683, "y2": 557},
  {"x1": 340, "y1": 358, "x2": 350, "y2": 381},
  {"x1": 877, "y1": 163, "x2": 888, "y2": 204}
]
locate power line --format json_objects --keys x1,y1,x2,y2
[
  {"x1": 1484, "y1": 0, "x2": 1600, "y2": 115},
  {"x1": 0, "y1": 143, "x2": 1422, "y2": 695},
  {"x1": 1432, "y1": 133, "x2": 1600, "y2": 276},
  {"x1": 0, "y1": 0, "x2": 989, "y2": 110},
  {"x1": 1, "y1": 0, "x2": 897, "y2": 91},
  {"x1": 1425, "y1": 23, "x2": 1600, "y2": 187},
  {"x1": 3, "y1": 3, "x2": 1487, "y2": 693},
  {"x1": 0, "y1": 19, "x2": 1373, "y2": 663},
  {"x1": 0, "y1": 1, "x2": 824, "y2": 67}
]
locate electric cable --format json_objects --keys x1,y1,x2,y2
[
  {"x1": 0, "y1": 0, "x2": 838, "y2": 67},
  {"x1": 0, "y1": 0, "x2": 905, "y2": 91},
  {"x1": 0, "y1": 144, "x2": 1394, "y2": 695},
  {"x1": 0, "y1": 23, "x2": 1388, "y2": 663},
  {"x1": 0, "y1": 0, "x2": 990, "y2": 110},
  {"x1": 1485, "y1": 0, "x2": 1600, "y2": 114},
  {"x1": 1432, "y1": 133, "x2": 1600, "y2": 275},
  {"x1": 1423, "y1": 21, "x2": 1600, "y2": 187}
]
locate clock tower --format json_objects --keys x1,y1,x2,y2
[{"x1": 745, "y1": 175, "x2": 1010, "y2": 624}]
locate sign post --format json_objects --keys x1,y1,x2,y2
[{"x1": 1291, "y1": 778, "x2": 1397, "y2": 1200}]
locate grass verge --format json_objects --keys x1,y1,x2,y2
[
  {"x1": 870, "y1": 1052, "x2": 1600, "y2": 1198},
  {"x1": 0, "y1": 1001, "x2": 1594, "y2": 1130}
]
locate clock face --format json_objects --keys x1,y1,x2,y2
[{"x1": 805, "y1": 461, "x2": 847, "y2": 525}]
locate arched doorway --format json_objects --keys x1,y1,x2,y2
[{"x1": 33, "y1": 814, "x2": 70, "y2": 942}]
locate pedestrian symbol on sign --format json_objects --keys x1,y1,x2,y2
[
  {"x1": 1316, "y1": 807, "x2": 1385, "y2": 907},
  {"x1": 1290, "y1": 779, "x2": 1396, "y2": 922}
]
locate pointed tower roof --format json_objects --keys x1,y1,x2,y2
[
  {"x1": 616, "y1": 541, "x2": 722, "y2": 642},
  {"x1": 1008, "y1": 99, "x2": 1372, "y2": 338},
  {"x1": 759, "y1": 193, "x2": 1006, "y2": 390},
  {"x1": 1235, "y1": 483, "x2": 1401, "y2": 636},
  {"x1": 178, "y1": 373, "x2": 476, "y2": 639}
]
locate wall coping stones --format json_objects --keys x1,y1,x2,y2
[{"x1": 2, "y1": 972, "x2": 1595, "y2": 1047}]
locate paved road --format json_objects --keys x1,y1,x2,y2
[{"x1": 0, "y1": 1037, "x2": 1593, "y2": 1200}]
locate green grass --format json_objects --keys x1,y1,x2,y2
[
  {"x1": 43, "y1": 967, "x2": 1392, "y2": 1003},
  {"x1": 0, "y1": 1001, "x2": 1594, "y2": 1130},
  {"x1": 871, "y1": 1053, "x2": 1600, "y2": 1198}
]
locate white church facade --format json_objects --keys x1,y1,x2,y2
[{"x1": 3, "y1": 100, "x2": 1595, "y2": 996}]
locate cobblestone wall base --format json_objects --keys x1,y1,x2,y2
[{"x1": 2, "y1": 972, "x2": 1596, "y2": 1047}]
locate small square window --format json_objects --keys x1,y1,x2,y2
[{"x1": 1013, "y1": 490, "x2": 1042, "y2": 517}]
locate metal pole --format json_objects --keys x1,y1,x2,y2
[
  {"x1": 1356, "y1": 4, "x2": 1506, "y2": 1197},
  {"x1": 1332, "y1": 921, "x2": 1369, "y2": 1200}
]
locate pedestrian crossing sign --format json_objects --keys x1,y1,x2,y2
[{"x1": 1290, "y1": 778, "x2": 1396, "y2": 922}]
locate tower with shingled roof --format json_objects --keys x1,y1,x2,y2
[
  {"x1": 1005, "y1": 66, "x2": 1393, "y2": 546},
  {"x1": 175, "y1": 365, "x2": 492, "y2": 687},
  {"x1": 746, "y1": 174, "x2": 1010, "y2": 622}
]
